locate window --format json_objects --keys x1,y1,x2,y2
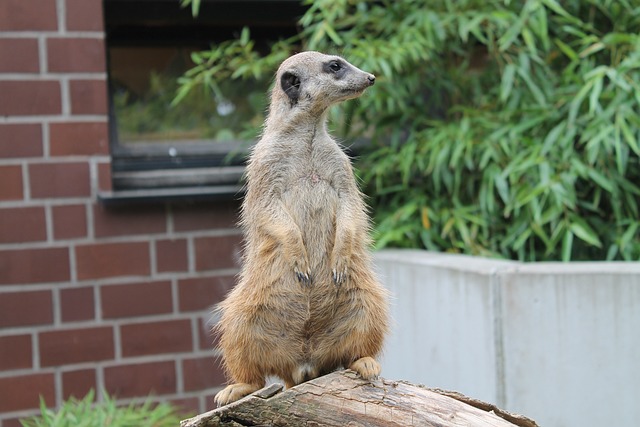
[{"x1": 102, "y1": 0, "x2": 304, "y2": 202}]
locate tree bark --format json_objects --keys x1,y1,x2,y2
[{"x1": 180, "y1": 370, "x2": 538, "y2": 427}]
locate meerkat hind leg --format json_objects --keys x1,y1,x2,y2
[
  {"x1": 214, "y1": 382, "x2": 262, "y2": 407},
  {"x1": 349, "y1": 357, "x2": 381, "y2": 380}
]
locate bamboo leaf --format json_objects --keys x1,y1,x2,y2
[
  {"x1": 579, "y1": 42, "x2": 605, "y2": 58},
  {"x1": 554, "y1": 38, "x2": 578, "y2": 61},
  {"x1": 562, "y1": 230, "x2": 574, "y2": 261},
  {"x1": 617, "y1": 115, "x2": 640, "y2": 155},
  {"x1": 570, "y1": 219, "x2": 603, "y2": 248},
  {"x1": 588, "y1": 75, "x2": 603, "y2": 115},
  {"x1": 500, "y1": 64, "x2": 517, "y2": 102},
  {"x1": 569, "y1": 79, "x2": 594, "y2": 124}
]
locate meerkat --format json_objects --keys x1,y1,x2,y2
[{"x1": 213, "y1": 51, "x2": 389, "y2": 406}]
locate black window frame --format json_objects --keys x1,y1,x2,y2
[{"x1": 101, "y1": 0, "x2": 305, "y2": 204}]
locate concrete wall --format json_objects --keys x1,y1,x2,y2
[{"x1": 375, "y1": 249, "x2": 640, "y2": 427}]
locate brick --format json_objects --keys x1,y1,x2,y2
[
  {"x1": 178, "y1": 275, "x2": 235, "y2": 312},
  {"x1": 0, "y1": 207, "x2": 46, "y2": 243},
  {"x1": 173, "y1": 201, "x2": 239, "y2": 232},
  {"x1": 104, "y1": 361, "x2": 176, "y2": 398},
  {"x1": 66, "y1": 0, "x2": 104, "y2": 31},
  {"x1": 69, "y1": 79, "x2": 108, "y2": 115},
  {"x1": 29, "y1": 162, "x2": 90, "y2": 199},
  {"x1": 62, "y1": 369, "x2": 96, "y2": 400},
  {"x1": 156, "y1": 238, "x2": 188, "y2": 273},
  {"x1": 93, "y1": 205, "x2": 166, "y2": 238},
  {"x1": 47, "y1": 38, "x2": 106, "y2": 73},
  {"x1": 0, "y1": 334, "x2": 32, "y2": 371},
  {"x1": 182, "y1": 356, "x2": 225, "y2": 392},
  {"x1": 0, "y1": 39, "x2": 39, "y2": 73},
  {"x1": 39, "y1": 326, "x2": 114, "y2": 367},
  {"x1": 0, "y1": 81, "x2": 61, "y2": 116},
  {"x1": 0, "y1": 0, "x2": 57, "y2": 31},
  {"x1": 0, "y1": 165, "x2": 23, "y2": 201},
  {"x1": 194, "y1": 234, "x2": 242, "y2": 271},
  {"x1": 0, "y1": 124, "x2": 43, "y2": 158},
  {"x1": 0, "y1": 291, "x2": 52, "y2": 327},
  {"x1": 50, "y1": 121, "x2": 109, "y2": 156},
  {"x1": 98, "y1": 160, "x2": 112, "y2": 192},
  {"x1": 0, "y1": 248, "x2": 69, "y2": 285},
  {"x1": 0, "y1": 373, "x2": 55, "y2": 413},
  {"x1": 76, "y1": 241, "x2": 150, "y2": 280},
  {"x1": 60, "y1": 286, "x2": 95, "y2": 322},
  {"x1": 100, "y1": 281, "x2": 172, "y2": 319},
  {"x1": 120, "y1": 319, "x2": 192, "y2": 357},
  {"x1": 52, "y1": 204, "x2": 87, "y2": 240}
]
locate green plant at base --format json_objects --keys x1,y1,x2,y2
[
  {"x1": 178, "y1": 0, "x2": 640, "y2": 261},
  {"x1": 20, "y1": 390, "x2": 184, "y2": 427}
]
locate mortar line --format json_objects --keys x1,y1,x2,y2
[
  {"x1": 21, "y1": 161, "x2": 31, "y2": 201},
  {"x1": 42, "y1": 121, "x2": 50, "y2": 158},
  {"x1": 149, "y1": 238, "x2": 157, "y2": 276},
  {"x1": 56, "y1": 0, "x2": 66, "y2": 33},
  {"x1": 44, "y1": 203, "x2": 54, "y2": 244},
  {"x1": 60, "y1": 76, "x2": 71, "y2": 116},
  {"x1": 38, "y1": 34, "x2": 47, "y2": 74},
  {"x1": 69, "y1": 244, "x2": 77, "y2": 284},
  {"x1": 32, "y1": 332, "x2": 40, "y2": 370}
]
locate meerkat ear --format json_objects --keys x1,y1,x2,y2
[{"x1": 280, "y1": 72, "x2": 301, "y2": 104}]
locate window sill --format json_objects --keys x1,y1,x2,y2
[{"x1": 98, "y1": 185, "x2": 243, "y2": 206}]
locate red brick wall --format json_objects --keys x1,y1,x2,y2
[{"x1": 0, "y1": 1, "x2": 238, "y2": 424}]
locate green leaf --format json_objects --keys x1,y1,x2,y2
[
  {"x1": 620, "y1": 222, "x2": 639, "y2": 252},
  {"x1": 579, "y1": 42, "x2": 605, "y2": 58},
  {"x1": 542, "y1": 121, "x2": 566, "y2": 155},
  {"x1": 554, "y1": 38, "x2": 578, "y2": 61},
  {"x1": 568, "y1": 79, "x2": 594, "y2": 124},
  {"x1": 498, "y1": 19, "x2": 523, "y2": 52},
  {"x1": 495, "y1": 172, "x2": 510, "y2": 204},
  {"x1": 587, "y1": 168, "x2": 614, "y2": 193},
  {"x1": 562, "y1": 230, "x2": 574, "y2": 261},
  {"x1": 570, "y1": 219, "x2": 603, "y2": 248},
  {"x1": 500, "y1": 64, "x2": 516, "y2": 102},
  {"x1": 588, "y1": 75, "x2": 603, "y2": 115},
  {"x1": 522, "y1": 27, "x2": 537, "y2": 56},
  {"x1": 240, "y1": 27, "x2": 251, "y2": 46},
  {"x1": 618, "y1": 115, "x2": 640, "y2": 155}
]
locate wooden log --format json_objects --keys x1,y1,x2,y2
[{"x1": 180, "y1": 370, "x2": 538, "y2": 427}]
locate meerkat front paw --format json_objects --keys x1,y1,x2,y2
[
  {"x1": 293, "y1": 256, "x2": 312, "y2": 285},
  {"x1": 214, "y1": 383, "x2": 262, "y2": 407},
  {"x1": 331, "y1": 257, "x2": 349, "y2": 285},
  {"x1": 349, "y1": 357, "x2": 381, "y2": 380}
]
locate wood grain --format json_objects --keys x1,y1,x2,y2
[{"x1": 181, "y1": 370, "x2": 538, "y2": 427}]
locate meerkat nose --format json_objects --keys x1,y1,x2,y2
[{"x1": 367, "y1": 74, "x2": 376, "y2": 85}]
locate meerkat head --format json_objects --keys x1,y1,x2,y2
[{"x1": 272, "y1": 51, "x2": 375, "y2": 114}]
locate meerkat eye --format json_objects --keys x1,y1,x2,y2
[{"x1": 329, "y1": 61, "x2": 342, "y2": 72}]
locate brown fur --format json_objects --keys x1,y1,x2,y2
[{"x1": 214, "y1": 51, "x2": 389, "y2": 406}]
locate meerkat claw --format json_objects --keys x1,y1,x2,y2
[
  {"x1": 295, "y1": 268, "x2": 312, "y2": 285},
  {"x1": 332, "y1": 269, "x2": 347, "y2": 285}
]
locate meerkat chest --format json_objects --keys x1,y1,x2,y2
[{"x1": 297, "y1": 142, "x2": 345, "y2": 188}]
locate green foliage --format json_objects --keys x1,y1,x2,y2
[
  {"x1": 177, "y1": 0, "x2": 640, "y2": 261},
  {"x1": 20, "y1": 390, "x2": 184, "y2": 427}
]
